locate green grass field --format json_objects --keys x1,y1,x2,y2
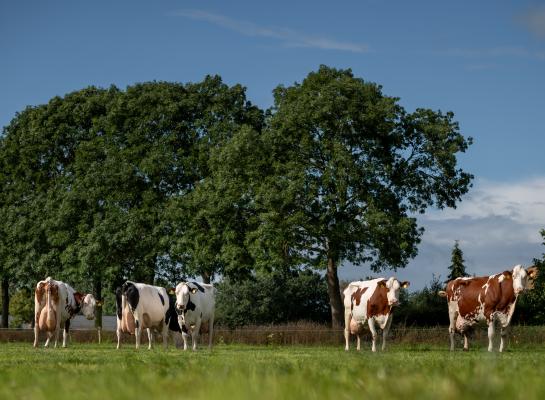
[{"x1": 1, "y1": 342, "x2": 545, "y2": 400}]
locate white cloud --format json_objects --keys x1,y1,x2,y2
[
  {"x1": 169, "y1": 9, "x2": 369, "y2": 53},
  {"x1": 426, "y1": 177, "x2": 545, "y2": 226},
  {"x1": 341, "y1": 177, "x2": 545, "y2": 290}
]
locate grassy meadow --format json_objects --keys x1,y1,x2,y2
[{"x1": 1, "y1": 341, "x2": 545, "y2": 400}]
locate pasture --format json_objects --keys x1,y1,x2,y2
[{"x1": 2, "y1": 341, "x2": 545, "y2": 400}]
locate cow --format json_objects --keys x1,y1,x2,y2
[
  {"x1": 343, "y1": 277, "x2": 409, "y2": 352},
  {"x1": 33, "y1": 277, "x2": 97, "y2": 348},
  {"x1": 438, "y1": 264, "x2": 537, "y2": 352},
  {"x1": 174, "y1": 281, "x2": 215, "y2": 351},
  {"x1": 115, "y1": 284, "x2": 185, "y2": 350},
  {"x1": 117, "y1": 281, "x2": 183, "y2": 350}
]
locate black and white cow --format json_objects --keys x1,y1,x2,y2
[
  {"x1": 174, "y1": 282, "x2": 215, "y2": 351},
  {"x1": 118, "y1": 281, "x2": 182, "y2": 350}
]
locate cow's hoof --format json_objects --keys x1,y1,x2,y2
[{"x1": 463, "y1": 348, "x2": 469, "y2": 352}]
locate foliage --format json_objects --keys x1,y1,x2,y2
[
  {"x1": 447, "y1": 240, "x2": 468, "y2": 281},
  {"x1": 514, "y1": 229, "x2": 545, "y2": 324},
  {"x1": 8, "y1": 288, "x2": 34, "y2": 328},
  {"x1": 244, "y1": 65, "x2": 473, "y2": 325},
  {"x1": 396, "y1": 275, "x2": 449, "y2": 326},
  {"x1": 215, "y1": 269, "x2": 330, "y2": 328}
]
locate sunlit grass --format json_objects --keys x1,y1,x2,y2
[{"x1": 1, "y1": 342, "x2": 545, "y2": 399}]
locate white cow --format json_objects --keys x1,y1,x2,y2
[
  {"x1": 120, "y1": 281, "x2": 178, "y2": 350},
  {"x1": 174, "y1": 282, "x2": 215, "y2": 351},
  {"x1": 343, "y1": 277, "x2": 409, "y2": 352},
  {"x1": 33, "y1": 277, "x2": 97, "y2": 348}
]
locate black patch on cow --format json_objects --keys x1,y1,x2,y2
[
  {"x1": 191, "y1": 282, "x2": 205, "y2": 293},
  {"x1": 64, "y1": 319, "x2": 70, "y2": 333},
  {"x1": 122, "y1": 282, "x2": 139, "y2": 311},
  {"x1": 115, "y1": 287, "x2": 123, "y2": 320},
  {"x1": 186, "y1": 299, "x2": 196, "y2": 312},
  {"x1": 158, "y1": 292, "x2": 165, "y2": 306},
  {"x1": 135, "y1": 319, "x2": 139, "y2": 329},
  {"x1": 165, "y1": 294, "x2": 182, "y2": 333}
]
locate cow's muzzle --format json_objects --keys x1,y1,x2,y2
[
  {"x1": 176, "y1": 305, "x2": 185, "y2": 315},
  {"x1": 389, "y1": 300, "x2": 399, "y2": 306}
]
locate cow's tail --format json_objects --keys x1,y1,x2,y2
[
  {"x1": 437, "y1": 290, "x2": 447, "y2": 297},
  {"x1": 45, "y1": 283, "x2": 56, "y2": 331}
]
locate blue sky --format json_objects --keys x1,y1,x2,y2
[{"x1": 2, "y1": 0, "x2": 545, "y2": 288}]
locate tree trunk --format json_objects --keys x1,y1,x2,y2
[
  {"x1": 326, "y1": 257, "x2": 344, "y2": 328},
  {"x1": 94, "y1": 279, "x2": 102, "y2": 329},
  {"x1": 201, "y1": 271, "x2": 211, "y2": 284},
  {"x1": 1, "y1": 277, "x2": 9, "y2": 328}
]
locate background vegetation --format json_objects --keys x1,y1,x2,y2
[{"x1": 1, "y1": 65, "x2": 542, "y2": 330}]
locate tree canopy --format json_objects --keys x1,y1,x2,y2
[{"x1": 0, "y1": 66, "x2": 473, "y2": 328}]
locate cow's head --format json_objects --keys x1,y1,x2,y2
[
  {"x1": 512, "y1": 265, "x2": 536, "y2": 295},
  {"x1": 80, "y1": 294, "x2": 97, "y2": 320},
  {"x1": 174, "y1": 282, "x2": 198, "y2": 314},
  {"x1": 379, "y1": 277, "x2": 410, "y2": 306}
]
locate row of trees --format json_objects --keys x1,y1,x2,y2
[
  {"x1": 3, "y1": 236, "x2": 545, "y2": 327},
  {"x1": 0, "y1": 66, "x2": 474, "y2": 327}
]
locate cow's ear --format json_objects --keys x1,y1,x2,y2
[
  {"x1": 401, "y1": 281, "x2": 410, "y2": 289},
  {"x1": 528, "y1": 268, "x2": 538, "y2": 279},
  {"x1": 377, "y1": 280, "x2": 386, "y2": 287},
  {"x1": 503, "y1": 273, "x2": 511, "y2": 280},
  {"x1": 191, "y1": 287, "x2": 198, "y2": 294},
  {"x1": 168, "y1": 288, "x2": 176, "y2": 295}
]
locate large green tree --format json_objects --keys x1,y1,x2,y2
[
  {"x1": 254, "y1": 66, "x2": 473, "y2": 326},
  {"x1": 0, "y1": 76, "x2": 263, "y2": 326}
]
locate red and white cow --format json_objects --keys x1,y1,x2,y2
[
  {"x1": 33, "y1": 277, "x2": 97, "y2": 348},
  {"x1": 119, "y1": 281, "x2": 179, "y2": 350},
  {"x1": 174, "y1": 282, "x2": 215, "y2": 351},
  {"x1": 439, "y1": 264, "x2": 536, "y2": 352},
  {"x1": 343, "y1": 277, "x2": 409, "y2": 352}
]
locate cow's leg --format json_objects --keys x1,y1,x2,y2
[
  {"x1": 54, "y1": 319, "x2": 61, "y2": 348},
  {"x1": 116, "y1": 319, "x2": 122, "y2": 350},
  {"x1": 62, "y1": 319, "x2": 70, "y2": 348},
  {"x1": 448, "y1": 304, "x2": 458, "y2": 351},
  {"x1": 182, "y1": 330, "x2": 189, "y2": 351},
  {"x1": 463, "y1": 334, "x2": 469, "y2": 351},
  {"x1": 147, "y1": 329, "x2": 153, "y2": 350},
  {"x1": 208, "y1": 314, "x2": 215, "y2": 349},
  {"x1": 368, "y1": 319, "x2": 378, "y2": 352},
  {"x1": 44, "y1": 332, "x2": 51, "y2": 348},
  {"x1": 33, "y1": 312, "x2": 40, "y2": 348},
  {"x1": 499, "y1": 326, "x2": 510, "y2": 352},
  {"x1": 192, "y1": 320, "x2": 202, "y2": 351},
  {"x1": 344, "y1": 310, "x2": 351, "y2": 351},
  {"x1": 382, "y1": 314, "x2": 393, "y2": 351},
  {"x1": 356, "y1": 335, "x2": 361, "y2": 351},
  {"x1": 134, "y1": 319, "x2": 142, "y2": 349},
  {"x1": 487, "y1": 322, "x2": 495, "y2": 352}
]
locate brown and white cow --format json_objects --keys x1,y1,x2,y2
[
  {"x1": 34, "y1": 277, "x2": 97, "y2": 348},
  {"x1": 343, "y1": 277, "x2": 409, "y2": 352},
  {"x1": 438, "y1": 264, "x2": 536, "y2": 352}
]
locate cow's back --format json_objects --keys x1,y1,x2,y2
[
  {"x1": 347, "y1": 279, "x2": 383, "y2": 322},
  {"x1": 133, "y1": 283, "x2": 169, "y2": 329}
]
